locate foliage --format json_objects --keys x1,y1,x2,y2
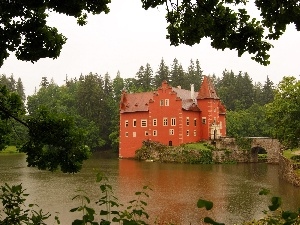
[
  {"x1": 70, "y1": 172, "x2": 152, "y2": 225},
  {"x1": 21, "y1": 107, "x2": 91, "y2": 173},
  {"x1": 135, "y1": 63, "x2": 154, "y2": 92},
  {"x1": 0, "y1": 146, "x2": 18, "y2": 154},
  {"x1": 198, "y1": 189, "x2": 300, "y2": 225},
  {"x1": 0, "y1": 183, "x2": 54, "y2": 225},
  {"x1": 142, "y1": 0, "x2": 300, "y2": 65},
  {"x1": 235, "y1": 137, "x2": 252, "y2": 151},
  {"x1": 2, "y1": 0, "x2": 300, "y2": 67},
  {"x1": 2, "y1": 180, "x2": 300, "y2": 225},
  {"x1": 154, "y1": 58, "x2": 170, "y2": 89},
  {"x1": 226, "y1": 104, "x2": 272, "y2": 138},
  {"x1": 0, "y1": 84, "x2": 26, "y2": 150},
  {"x1": 184, "y1": 142, "x2": 214, "y2": 151},
  {"x1": 135, "y1": 140, "x2": 213, "y2": 164},
  {"x1": 283, "y1": 150, "x2": 297, "y2": 160},
  {"x1": 0, "y1": 0, "x2": 110, "y2": 67},
  {"x1": 266, "y1": 76, "x2": 300, "y2": 148}
]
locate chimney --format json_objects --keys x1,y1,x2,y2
[{"x1": 190, "y1": 84, "x2": 194, "y2": 100}]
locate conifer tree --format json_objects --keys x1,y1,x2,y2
[{"x1": 154, "y1": 58, "x2": 170, "y2": 88}]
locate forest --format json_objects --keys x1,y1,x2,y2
[{"x1": 0, "y1": 58, "x2": 299, "y2": 172}]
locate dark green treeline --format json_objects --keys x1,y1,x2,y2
[{"x1": 0, "y1": 58, "x2": 279, "y2": 151}]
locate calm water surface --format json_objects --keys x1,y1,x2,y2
[{"x1": 0, "y1": 152, "x2": 300, "y2": 225}]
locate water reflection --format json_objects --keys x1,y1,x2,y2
[{"x1": 0, "y1": 153, "x2": 299, "y2": 224}]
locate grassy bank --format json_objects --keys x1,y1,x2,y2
[
  {"x1": 135, "y1": 141, "x2": 214, "y2": 164},
  {"x1": 0, "y1": 146, "x2": 19, "y2": 154}
]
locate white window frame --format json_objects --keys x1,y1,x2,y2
[
  {"x1": 125, "y1": 120, "x2": 129, "y2": 127},
  {"x1": 171, "y1": 118, "x2": 176, "y2": 126},
  {"x1": 186, "y1": 117, "x2": 190, "y2": 126},
  {"x1": 133, "y1": 132, "x2": 136, "y2": 137},
  {"x1": 160, "y1": 99, "x2": 164, "y2": 106},
  {"x1": 169, "y1": 129, "x2": 174, "y2": 135},
  {"x1": 194, "y1": 118, "x2": 197, "y2": 126},
  {"x1": 163, "y1": 117, "x2": 168, "y2": 126},
  {"x1": 194, "y1": 130, "x2": 197, "y2": 136},
  {"x1": 165, "y1": 99, "x2": 169, "y2": 106},
  {"x1": 153, "y1": 130, "x2": 157, "y2": 136},
  {"x1": 202, "y1": 117, "x2": 206, "y2": 124},
  {"x1": 125, "y1": 132, "x2": 129, "y2": 137},
  {"x1": 133, "y1": 119, "x2": 137, "y2": 127},
  {"x1": 145, "y1": 131, "x2": 148, "y2": 136},
  {"x1": 153, "y1": 118, "x2": 157, "y2": 126},
  {"x1": 141, "y1": 119, "x2": 147, "y2": 127},
  {"x1": 187, "y1": 130, "x2": 189, "y2": 136}
]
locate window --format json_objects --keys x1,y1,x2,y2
[
  {"x1": 153, "y1": 130, "x2": 157, "y2": 136},
  {"x1": 133, "y1": 119, "x2": 136, "y2": 127},
  {"x1": 194, "y1": 130, "x2": 197, "y2": 136},
  {"x1": 163, "y1": 117, "x2": 168, "y2": 126},
  {"x1": 125, "y1": 132, "x2": 128, "y2": 137},
  {"x1": 171, "y1": 118, "x2": 176, "y2": 126},
  {"x1": 141, "y1": 119, "x2": 147, "y2": 127},
  {"x1": 186, "y1": 117, "x2": 189, "y2": 126},
  {"x1": 160, "y1": 99, "x2": 164, "y2": 106},
  {"x1": 125, "y1": 120, "x2": 129, "y2": 127},
  {"x1": 133, "y1": 132, "x2": 136, "y2": 137},
  {"x1": 202, "y1": 117, "x2": 206, "y2": 124},
  {"x1": 145, "y1": 131, "x2": 148, "y2": 136},
  {"x1": 165, "y1": 99, "x2": 169, "y2": 106},
  {"x1": 169, "y1": 129, "x2": 174, "y2": 135},
  {"x1": 194, "y1": 118, "x2": 197, "y2": 126},
  {"x1": 186, "y1": 130, "x2": 189, "y2": 136},
  {"x1": 153, "y1": 119, "x2": 157, "y2": 126}
]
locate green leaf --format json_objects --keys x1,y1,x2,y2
[
  {"x1": 197, "y1": 199, "x2": 214, "y2": 210},
  {"x1": 268, "y1": 196, "x2": 281, "y2": 211},
  {"x1": 140, "y1": 200, "x2": 147, "y2": 206},
  {"x1": 259, "y1": 188, "x2": 270, "y2": 195},
  {"x1": 70, "y1": 207, "x2": 79, "y2": 212},
  {"x1": 282, "y1": 210, "x2": 298, "y2": 220},
  {"x1": 85, "y1": 206, "x2": 95, "y2": 215},
  {"x1": 72, "y1": 219, "x2": 84, "y2": 225},
  {"x1": 100, "y1": 210, "x2": 109, "y2": 215},
  {"x1": 96, "y1": 173, "x2": 103, "y2": 182},
  {"x1": 203, "y1": 217, "x2": 225, "y2": 225}
]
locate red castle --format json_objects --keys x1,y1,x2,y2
[{"x1": 119, "y1": 76, "x2": 226, "y2": 158}]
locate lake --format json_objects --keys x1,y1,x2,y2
[{"x1": 0, "y1": 152, "x2": 300, "y2": 224}]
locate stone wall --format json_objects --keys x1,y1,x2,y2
[
  {"x1": 212, "y1": 149, "x2": 252, "y2": 163},
  {"x1": 278, "y1": 154, "x2": 300, "y2": 187},
  {"x1": 214, "y1": 137, "x2": 282, "y2": 164},
  {"x1": 251, "y1": 138, "x2": 282, "y2": 164}
]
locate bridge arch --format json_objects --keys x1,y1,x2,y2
[
  {"x1": 250, "y1": 138, "x2": 282, "y2": 163},
  {"x1": 215, "y1": 137, "x2": 282, "y2": 163}
]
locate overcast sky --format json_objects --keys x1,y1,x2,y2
[{"x1": 1, "y1": 0, "x2": 300, "y2": 96}]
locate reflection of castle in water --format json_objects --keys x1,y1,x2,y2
[{"x1": 118, "y1": 159, "x2": 226, "y2": 224}]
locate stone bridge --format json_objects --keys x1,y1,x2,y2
[{"x1": 214, "y1": 137, "x2": 283, "y2": 163}]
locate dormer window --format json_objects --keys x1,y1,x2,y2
[{"x1": 165, "y1": 99, "x2": 169, "y2": 106}]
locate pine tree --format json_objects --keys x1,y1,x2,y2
[
  {"x1": 170, "y1": 58, "x2": 185, "y2": 89},
  {"x1": 154, "y1": 58, "x2": 170, "y2": 88}
]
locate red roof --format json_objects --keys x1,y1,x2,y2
[
  {"x1": 120, "y1": 77, "x2": 221, "y2": 113},
  {"x1": 197, "y1": 76, "x2": 219, "y2": 99},
  {"x1": 120, "y1": 91, "x2": 154, "y2": 113}
]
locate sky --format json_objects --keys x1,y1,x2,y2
[{"x1": 0, "y1": 0, "x2": 300, "y2": 96}]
